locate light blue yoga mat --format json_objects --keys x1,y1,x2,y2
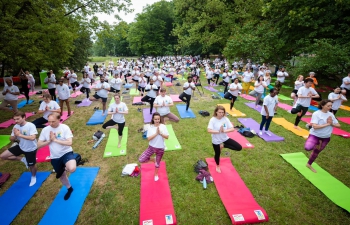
[
  {"x1": 308, "y1": 105, "x2": 319, "y2": 111},
  {"x1": 39, "y1": 167, "x2": 100, "y2": 225},
  {"x1": 9, "y1": 100, "x2": 34, "y2": 109},
  {"x1": 0, "y1": 171, "x2": 51, "y2": 225},
  {"x1": 176, "y1": 104, "x2": 196, "y2": 118},
  {"x1": 218, "y1": 92, "x2": 225, "y2": 98},
  {"x1": 86, "y1": 110, "x2": 108, "y2": 125}
]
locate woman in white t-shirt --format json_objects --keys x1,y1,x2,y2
[
  {"x1": 304, "y1": 100, "x2": 340, "y2": 173},
  {"x1": 110, "y1": 73, "x2": 122, "y2": 93},
  {"x1": 291, "y1": 75, "x2": 304, "y2": 102},
  {"x1": 249, "y1": 75, "x2": 267, "y2": 108},
  {"x1": 224, "y1": 78, "x2": 242, "y2": 110},
  {"x1": 138, "y1": 73, "x2": 148, "y2": 96},
  {"x1": 139, "y1": 112, "x2": 169, "y2": 181},
  {"x1": 328, "y1": 86, "x2": 347, "y2": 115},
  {"x1": 80, "y1": 72, "x2": 91, "y2": 99},
  {"x1": 154, "y1": 88, "x2": 179, "y2": 124},
  {"x1": 102, "y1": 94, "x2": 128, "y2": 148},
  {"x1": 207, "y1": 106, "x2": 242, "y2": 173},
  {"x1": 26, "y1": 71, "x2": 35, "y2": 92}
]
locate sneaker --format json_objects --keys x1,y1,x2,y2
[
  {"x1": 265, "y1": 131, "x2": 272, "y2": 136},
  {"x1": 259, "y1": 131, "x2": 263, "y2": 136},
  {"x1": 29, "y1": 176, "x2": 37, "y2": 187},
  {"x1": 21, "y1": 157, "x2": 28, "y2": 169}
]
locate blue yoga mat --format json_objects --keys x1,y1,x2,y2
[
  {"x1": 176, "y1": 104, "x2": 196, "y2": 118},
  {"x1": 86, "y1": 110, "x2": 108, "y2": 125},
  {"x1": 39, "y1": 167, "x2": 99, "y2": 225},
  {"x1": 124, "y1": 83, "x2": 133, "y2": 88},
  {"x1": 10, "y1": 99, "x2": 34, "y2": 109},
  {"x1": 218, "y1": 92, "x2": 225, "y2": 98},
  {"x1": 309, "y1": 105, "x2": 319, "y2": 111},
  {"x1": 0, "y1": 171, "x2": 51, "y2": 225}
]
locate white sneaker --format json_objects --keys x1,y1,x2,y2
[
  {"x1": 21, "y1": 157, "x2": 28, "y2": 169},
  {"x1": 154, "y1": 175, "x2": 159, "y2": 182},
  {"x1": 259, "y1": 131, "x2": 263, "y2": 136},
  {"x1": 29, "y1": 176, "x2": 36, "y2": 187},
  {"x1": 265, "y1": 131, "x2": 272, "y2": 136}
]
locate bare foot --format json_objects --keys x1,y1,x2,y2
[
  {"x1": 297, "y1": 110, "x2": 303, "y2": 117},
  {"x1": 216, "y1": 166, "x2": 221, "y2": 173},
  {"x1": 306, "y1": 164, "x2": 317, "y2": 173},
  {"x1": 118, "y1": 143, "x2": 121, "y2": 148},
  {"x1": 294, "y1": 126, "x2": 300, "y2": 130},
  {"x1": 220, "y1": 143, "x2": 224, "y2": 152}
]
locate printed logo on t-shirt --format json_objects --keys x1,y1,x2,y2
[
  {"x1": 56, "y1": 132, "x2": 62, "y2": 138},
  {"x1": 254, "y1": 210, "x2": 265, "y2": 220},
  {"x1": 142, "y1": 220, "x2": 153, "y2": 225},
  {"x1": 165, "y1": 215, "x2": 173, "y2": 224},
  {"x1": 232, "y1": 214, "x2": 245, "y2": 221},
  {"x1": 22, "y1": 130, "x2": 27, "y2": 135}
]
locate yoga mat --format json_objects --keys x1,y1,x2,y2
[
  {"x1": 38, "y1": 167, "x2": 100, "y2": 225},
  {"x1": 36, "y1": 146, "x2": 51, "y2": 162},
  {"x1": 339, "y1": 105, "x2": 350, "y2": 111},
  {"x1": 164, "y1": 124, "x2": 181, "y2": 151},
  {"x1": 77, "y1": 99, "x2": 92, "y2": 107},
  {"x1": 337, "y1": 117, "x2": 350, "y2": 125},
  {"x1": 227, "y1": 130, "x2": 254, "y2": 148},
  {"x1": 308, "y1": 105, "x2": 319, "y2": 111},
  {"x1": 109, "y1": 96, "x2": 123, "y2": 106},
  {"x1": 124, "y1": 83, "x2": 133, "y2": 88},
  {"x1": 277, "y1": 94, "x2": 293, "y2": 101},
  {"x1": 0, "y1": 171, "x2": 51, "y2": 225},
  {"x1": 301, "y1": 117, "x2": 350, "y2": 138},
  {"x1": 0, "y1": 112, "x2": 35, "y2": 128},
  {"x1": 170, "y1": 95, "x2": 181, "y2": 102},
  {"x1": 17, "y1": 99, "x2": 34, "y2": 109},
  {"x1": 165, "y1": 82, "x2": 173, "y2": 87},
  {"x1": 204, "y1": 86, "x2": 218, "y2": 92},
  {"x1": 281, "y1": 152, "x2": 350, "y2": 213},
  {"x1": 104, "y1": 127, "x2": 128, "y2": 157},
  {"x1": 206, "y1": 158, "x2": 269, "y2": 224},
  {"x1": 249, "y1": 86, "x2": 254, "y2": 90},
  {"x1": 143, "y1": 108, "x2": 156, "y2": 123},
  {"x1": 0, "y1": 135, "x2": 11, "y2": 149},
  {"x1": 240, "y1": 94, "x2": 256, "y2": 101},
  {"x1": 277, "y1": 103, "x2": 312, "y2": 116},
  {"x1": 218, "y1": 92, "x2": 225, "y2": 98},
  {"x1": 86, "y1": 110, "x2": 108, "y2": 125},
  {"x1": 140, "y1": 162, "x2": 177, "y2": 225},
  {"x1": 272, "y1": 118, "x2": 309, "y2": 139},
  {"x1": 130, "y1": 88, "x2": 140, "y2": 96},
  {"x1": 245, "y1": 102, "x2": 261, "y2": 113},
  {"x1": 70, "y1": 91, "x2": 82, "y2": 98},
  {"x1": 133, "y1": 96, "x2": 142, "y2": 104},
  {"x1": 237, "y1": 118, "x2": 284, "y2": 142},
  {"x1": 218, "y1": 104, "x2": 246, "y2": 117},
  {"x1": 39, "y1": 71, "x2": 48, "y2": 89},
  {"x1": 176, "y1": 104, "x2": 196, "y2": 118}
]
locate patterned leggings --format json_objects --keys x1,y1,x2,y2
[{"x1": 139, "y1": 145, "x2": 165, "y2": 168}]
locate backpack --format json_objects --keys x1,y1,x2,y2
[
  {"x1": 0, "y1": 173, "x2": 11, "y2": 188},
  {"x1": 198, "y1": 110, "x2": 210, "y2": 117},
  {"x1": 73, "y1": 153, "x2": 87, "y2": 166},
  {"x1": 194, "y1": 160, "x2": 208, "y2": 173},
  {"x1": 93, "y1": 130, "x2": 104, "y2": 140},
  {"x1": 238, "y1": 127, "x2": 255, "y2": 138}
]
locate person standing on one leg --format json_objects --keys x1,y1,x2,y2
[
  {"x1": 0, "y1": 111, "x2": 38, "y2": 186},
  {"x1": 222, "y1": 69, "x2": 231, "y2": 94},
  {"x1": 141, "y1": 79, "x2": 158, "y2": 114},
  {"x1": 291, "y1": 78, "x2": 319, "y2": 130},
  {"x1": 259, "y1": 88, "x2": 278, "y2": 136},
  {"x1": 0, "y1": 78, "x2": 20, "y2": 114},
  {"x1": 37, "y1": 112, "x2": 76, "y2": 200},
  {"x1": 328, "y1": 86, "x2": 347, "y2": 116},
  {"x1": 224, "y1": 78, "x2": 242, "y2": 110},
  {"x1": 26, "y1": 71, "x2": 35, "y2": 93},
  {"x1": 56, "y1": 79, "x2": 71, "y2": 117},
  {"x1": 89, "y1": 78, "x2": 110, "y2": 116},
  {"x1": 80, "y1": 73, "x2": 91, "y2": 99},
  {"x1": 240, "y1": 68, "x2": 254, "y2": 95},
  {"x1": 154, "y1": 88, "x2": 179, "y2": 124},
  {"x1": 275, "y1": 67, "x2": 288, "y2": 93},
  {"x1": 18, "y1": 69, "x2": 30, "y2": 104},
  {"x1": 291, "y1": 75, "x2": 304, "y2": 103},
  {"x1": 304, "y1": 100, "x2": 340, "y2": 173},
  {"x1": 102, "y1": 94, "x2": 128, "y2": 148},
  {"x1": 179, "y1": 76, "x2": 195, "y2": 111},
  {"x1": 32, "y1": 93, "x2": 61, "y2": 128},
  {"x1": 139, "y1": 112, "x2": 169, "y2": 181},
  {"x1": 340, "y1": 72, "x2": 350, "y2": 98},
  {"x1": 44, "y1": 72, "x2": 56, "y2": 101},
  {"x1": 249, "y1": 75, "x2": 267, "y2": 108}
]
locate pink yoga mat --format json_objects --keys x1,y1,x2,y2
[
  {"x1": 170, "y1": 95, "x2": 181, "y2": 102},
  {"x1": 301, "y1": 117, "x2": 350, "y2": 138},
  {"x1": 206, "y1": 158, "x2": 269, "y2": 224},
  {"x1": 36, "y1": 146, "x2": 51, "y2": 163},
  {"x1": 337, "y1": 117, "x2": 350, "y2": 125},
  {"x1": 133, "y1": 96, "x2": 142, "y2": 104},
  {"x1": 227, "y1": 130, "x2": 254, "y2": 148},
  {"x1": 240, "y1": 94, "x2": 255, "y2": 101},
  {"x1": 18, "y1": 92, "x2": 36, "y2": 99},
  {"x1": 165, "y1": 82, "x2": 173, "y2": 87},
  {"x1": 140, "y1": 161, "x2": 177, "y2": 225},
  {"x1": 277, "y1": 103, "x2": 312, "y2": 116},
  {"x1": 70, "y1": 91, "x2": 82, "y2": 98},
  {"x1": 0, "y1": 112, "x2": 35, "y2": 128}
]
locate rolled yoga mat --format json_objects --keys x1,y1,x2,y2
[
  {"x1": 206, "y1": 158, "x2": 269, "y2": 224},
  {"x1": 218, "y1": 104, "x2": 246, "y2": 117},
  {"x1": 0, "y1": 135, "x2": 11, "y2": 149},
  {"x1": 272, "y1": 117, "x2": 309, "y2": 139},
  {"x1": 104, "y1": 127, "x2": 128, "y2": 157},
  {"x1": 0, "y1": 112, "x2": 35, "y2": 128},
  {"x1": 237, "y1": 118, "x2": 284, "y2": 142},
  {"x1": 176, "y1": 104, "x2": 196, "y2": 118},
  {"x1": 281, "y1": 152, "x2": 350, "y2": 213},
  {"x1": 143, "y1": 108, "x2": 156, "y2": 123},
  {"x1": 86, "y1": 110, "x2": 108, "y2": 125},
  {"x1": 301, "y1": 117, "x2": 350, "y2": 138},
  {"x1": 0, "y1": 172, "x2": 51, "y2": 225},
  {"x1": 164, "y1": 124, "x2": 181, "y2": 151},
  {"x1": 140, "y1": 162, "x2": 177, "y2": 225},
  {"x1": 39, "y1": 167, "x2": 100, "y2": 225}
]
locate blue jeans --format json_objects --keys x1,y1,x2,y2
[{"x1": 260, "y1": 115, "x2": 273, "y2": 131}]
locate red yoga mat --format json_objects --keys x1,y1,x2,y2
[
  {"x1": 301, "y1": 117, "x2": 350, "y2": 138},
  {"x1": 337, "y1": 117, "x2": 350, "y2": 125},
  {"x1": 36, "y1": 146, "x2": 51, "y2": 163},
  {"x1": 206, "y1": 158, "x2": 269, "y2": 224},
  {"x1": 140, "y1": 161, "x2": 177, "y2": 225},
  {"x1": 227, "y1": 130, "x2": 254, "y2": 149}
]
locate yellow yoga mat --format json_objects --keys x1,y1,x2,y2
[
  {"x1": 272, "y1": 118, "x2": 309, "y2": 139},
  {"x1": 340, "y1": 105, "x2": 350, "y2": 111},
  {"x1": 249, "y1": 86, "x2": 254, "y2": 90},
  {"x1": 217, "y1": 104, "x2": 246, "y2": 117}
]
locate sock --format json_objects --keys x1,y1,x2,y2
[
  {"x1": 64, "y1": 187, "x2": 74, "y2": 200},
  {"x1": 21, "y1": 157, "x2": 28, "y2": 169},
  {"x1": 29, "y1": 176, "x2": 36, "y2": 187},
  {"x1": 154, "y1": 175, "x2": 159, "y2": 182}
]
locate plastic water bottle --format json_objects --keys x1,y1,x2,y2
[{"x1": 202, "y1": 177, "x2": 207, "y2": 189}]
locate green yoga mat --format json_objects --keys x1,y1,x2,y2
[
  {"x1": 0, "y1": 135, "x2": 11, "y2": 149},
  {"x1": 103, "y1": 127, "x2": 128, "y2": 157},
  {"x1": 278, "y1": 94, "x2": 293, "y2": 101},
  {"x1": 281, "y1": 152, "x2": 350, "y2": 213},
  {"x1": 109, "y1": 96, "x2": 123, "y2": 106},
  {"x1": 129, "y1": 88, "x2": 139, "y2": 96},
  {"x1": 165, "y1": 124, "x2": 181, "y2": 151}
]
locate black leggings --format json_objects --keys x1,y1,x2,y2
[
  {"x1": 80, "y1": 87, "x2": 90, "y2": 98},
  {"x1": 141, "y1": 96, "x2": 155, "y2": 113},
  {"x1": 21, "y1": 87, "x2": 30, "y2": 102},
  {"x1": 48, "y1": 88, "x2": 56, "y2": 101},
  {"x1": 224, "y1": 92, "x2": 237, "y2": 109},
  {"x1": 102, "y1": 120, "x2": 125, "y2": 136},
  {"x1": 291, "y1": 105, "x2": 309, "y2": 126},
  {"x1": 214, "y1": 74, "x2": 219, "y2": 84},
  {"x1": 207, "y1": 78, "x2": 213, "y2": 85},
  {"x1": 179, "y1": 92, "x2": 191, "y2": 110},
  {"x1": 330, "y1": 109, "x2": 338, "y2": 115},
  {"x1": 223, "y1": 81, "x2": 229, "y2": 93},
  {"x1": 212, "y1": 138, "x2": 242, "y2": 165}
]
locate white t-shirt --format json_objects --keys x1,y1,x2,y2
[
  {"x1": 261, "y1": 95, "x2": 278, "y2": 116},
  {"x1": 341, "y1": 76, "x2": 350, "y2": 89},
  {"x1": 56, "y1": 84, "x2": 70, "y2": 100},
  {"x1": 108, "y1": 102, "x2": 128, "y2": 123},
  {"x1": 310, "y1": 111, "x2": 338, "y2": 138},
  {"x1": 277, "y1": 71, "x2": 289, "y2": 83},
  {"x1": 88, "y1": 71, "x2": 94, "y2": 79},
  {"x1": 223, "y1": 72, "x2": 230, "y2": 83},
  {"x1": 11, "y1": 122, "x2": 37, "y2": 152},
  {"x1": 228, "y1": 83, "x2": 242, "y2": 96},
  {"x1": 82, "y1": 78, "x2": 91, "y2": 88},
  {"x1": 110, "y1": 78, "x2": 122, "y2": 90},
  {"x1": 152, "y1": 75, "x2": 163, "y2": 87},
  {"x1": 207, "y1": 117, "x2": 233, "y2": 145},
  {"x1": 28, "y1": 74, "x2": 35, "y2": 83},
  {"x1": 263, "y1": 76, "x2": 271, "y2": 85},
  {"x1": 44, "y1": 77, "x2": 56, "y2": 89},
  {"x1": 242, "y1": 72, "x2": 254, "y2": 82},
  {"x1": 183, "y1": 82, "x2": 195, "y2": 95},
  {"x1": 145, "y1": 84, "x2": 158, "y2": 98},
  {"x1": 84, "y1": 65, "x2": 90, "y2": 73},
  {"x1": 147, "y1": 124, "x2": 169, "y2": 149},
  {"x1": 206, "y1": 71, "x2": 213, "y2": 79},
  {"x1": 296, "y1": 87, "x2": 318, "y2": 107},
  {"x1": 254, "y1": 81, "x2": 267, "y2": 93},
  {"x1": 231, "y1": 71, "x2": 239, "y2": 80},
  {"x1": 294, "y1": 81, "x2": 304, "y2": 90},
  {"x1": 155, "y1": 95, "x2": 173, "y2": 116},
  {"x1": 328, "y1": 93, "x2": 347, "y2": 110},
  {"x1": 138, "y1": 77, "x2": 147, "y2": 88},
  {"x1": 132, "y1": 70, "x2": 140, "y2": 80},
  {"x1": 69, "y1": 73, "x2": 78, "y2": 83},
  {"x1": 96, "y1": 82, "x2": 110, "y2": 98},
  {"x1": 3, "y1": 85, "x2": 19, "y2": 101},
  {"x1": 39, "y1": 101, "x2": 60, "y2": 120},
  {"x1": 39, "y1": 124, "x2": 73, "y2": 159}
]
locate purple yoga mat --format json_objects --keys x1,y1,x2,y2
[
  {"x1": 245, "y1": 102, "x2": 262, "y2": 113},
  {"x1": 277, "y1": 103, "x2": 312, "y2": 116},
  {"x1": 77, "y1": 99, "x2": 92, "y2": 107},
  {"x1": 237, "y1": 118, "x2": 285, "y2": 142},
  {"x1": 204, "y1": 86, "x2": 218, "y2": 92},
  {"x1": 143, "y1": 108, "x2": 156, "y2": 123}
]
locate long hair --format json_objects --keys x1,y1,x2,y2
[{"x1": 151, "y1": 112, "x2": 161, "y2": 124}]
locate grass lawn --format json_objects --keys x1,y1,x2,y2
[{"x1": 0, "y1": 66, "x2": 349, "y2": 225}]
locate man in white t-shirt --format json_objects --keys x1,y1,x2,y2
[
  {"x1": 275, "y1": 67, "x2": 289, "y2": 92},
  {"x1": 44, "y1": 72, "x2": 56, "y2": 101},
  {"x1": 154, "y1": 88, "x2": 179, "y2": 124},
  {"x1": 0, "y1": 111, "x2": 38, "y2": 186},
  {"x1": 340, "y1": 72, "x2": 350, "y2": 98},
  {"x1": 88, "y1": 68, "x2": 95, "y2": 85},
  {"x1": 179, "y1": 76, "x2": 196, "y2": 111},
  {"x1": 67, "y1": 70, "x2": 79, "y2": 93},
  {"x1": 37, "y1": 112, "x2": 76, "y2": 200},
  {"x1": 84, "y1": 63, "x2": 90, "y2": 73},
  {"x1": 56, "y1": 79, "x2": 71, "y2": 117},
  {"x1": 291, "y1": 78, "x2": 319, "y2": 129},
  {"x1": 89, "y1": 78, "x2": 110, "y2": 115},
  {"x1": 259, "y1": 88, "x2": 278, "y2": 136},
  {"x1": 32, "y1": 93, "x2": 61, "y2": 128},
  {"x1": 0, "y1": 78, "x2": 20, "y2": 113}
]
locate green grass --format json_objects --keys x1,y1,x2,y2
[{"x1": 0, "y1": 71, "x2": 350, "y2": 225}]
